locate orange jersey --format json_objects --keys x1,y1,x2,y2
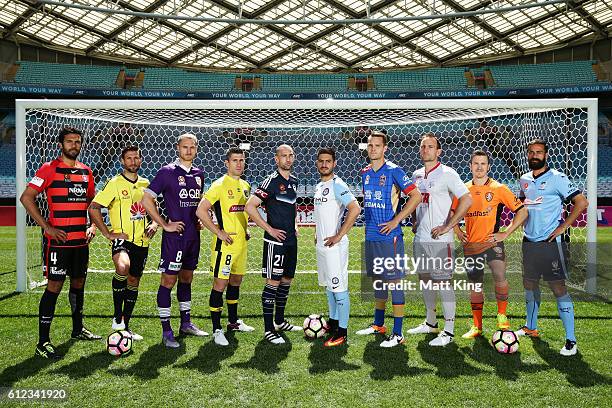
[{"x1": 453, "y1": 178, "x2": 523, "y2": 255}]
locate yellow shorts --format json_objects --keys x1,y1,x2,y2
[{"x1": 209, "y1": 247, "x2": 247, "y2": 279}]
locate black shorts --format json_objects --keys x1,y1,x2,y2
[
  {"x1": 112, "y1": 239, "x2": 149, "y2": 278},
  {"x1": 464, "y1": 243, "x2": 506, "y2": 281},
  {"x1": 522, "y1": 238, "x2": 569, "y2": 282},
  {"x1": 262, "y1": 240, "x2": 297, "y2": 281},
  {"x1": 42, "y1": 241, "x2": 89, "y2": 281}
]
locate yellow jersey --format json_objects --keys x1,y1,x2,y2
[
  {"x1": 203, "y1": 175, "x2": 250, "y2": 251},
  {"x1": 93, "y1": 173, "x2": 151, "y2": 247}
]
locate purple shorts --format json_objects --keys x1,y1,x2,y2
[{"x1": 158, "y1": 234, "x2": 200, "y2": 275}]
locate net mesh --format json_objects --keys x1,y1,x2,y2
[{"x1": 22, "y1": 106, "x2": 591, "y2": 291}]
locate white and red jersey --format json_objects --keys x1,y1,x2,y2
[{"x1": 412, "y1": 162, "x2": 469, "y2": 243}]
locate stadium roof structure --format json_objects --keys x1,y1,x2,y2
[{"x1": 0, "y1": 0, "x2": 610, "y2": 71}]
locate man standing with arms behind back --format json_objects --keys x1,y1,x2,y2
[{"x1": 20, "y1": 126, "x2": 100, "y2": 359}]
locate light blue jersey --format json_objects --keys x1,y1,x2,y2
[{"x1": 519, "y1": 168, "x2": 580, "y2": 242}]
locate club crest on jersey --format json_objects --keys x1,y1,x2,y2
[
  {"x1": 523, "y1": 182, "x2": 529, "y2": 190},
  {"x1": 485, "y1": 192, "x2": 493, "y2": 202},
  {"x1": 178, "y1": 176, "x2": 186, "y2": 186},
  {"x1": 323, "y1": 188, "x2": 329, "y2": 196},
  {"x1": 64, "y1": 174, "x2": 71, "y2": 182},
  {"x1": 130, "y1": 202, "x2": 146, "y2": 220},
  {"x1": 279, "y1": 184, "x2": 286, "y2": 194},
  {"x1": 379, "y1": 175, "x2": 386, "y2": 186},
  {"x1": 82, "y1": 175, "x2": 89, "y2": 182},
  {"x1": 365, "y1": 175, "x2": 370, "y2": 185},
  {"x1": 539, "y1": 182, "x2": 547, "y2": 190}
]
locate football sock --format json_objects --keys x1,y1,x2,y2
[
  {"x1": 209, "y1": 289, "x2": 224, "y2": 331},
  {"x1": 423, "y1": 286, "x2": 437, "y2": 325},
  {"x1": 374, "y1": 299, "x2": 386, "y2": 326},
  {"x1": 391, "y1": 288, "x2": 405, "y2": 335},
  {"x1": 262, "y1": 284, "x2": 278, "y2": 332},
  {"x1": 226, "y1": 284, "x2": 240, "y2": 324},
  {"x1": 470, "y1": 290, "x2": 484, "y2": 329},
  {"x1": 327, "y1": 318, "x2": 339, "y2": 333},
  {"x1": 274, "y1": 282, "x2": 291, "y2": 325},
  {"x1": 112, "y1": 272, "x2": 127, "y2": 322},
  {"x1": 38, "y1": 289, "x2": 59, "y2": 345},
  {"x1": 123, "y1": 284, "x2": 139, "y2": 329},
  {"x1": 556, "y1": 293, "x2": 576, "y2": 342},
  {"x1": 177, "y1": 282, "x2": 191, "y2": 325},
  {"x1": 439, "y1": 287, "x2": 456, "y2": 335},
  {"x1": 326, "y1": 289, "x2": 338, "y2": 321},
  {"x1": 336, "y1": 327, "x2": 347, "y2": 337},
  {"x1": 69, "y1": 286, "x2": 84, "y2": 334},
  {"x1": 335, "y1": 290, "x2": 350, "y2": 330},
  {"x1": 495, "y1": 280, "x2": 509, "y2": 315},
  {"x1": 157, "y1": 285, "x2": 172, "y2": 333},
  {"x1": 525, "y1": 288, "x2": 541, "y2": 330}
]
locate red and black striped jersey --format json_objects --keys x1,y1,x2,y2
[{"x1": 28, "y1": 158, "x2": 95, "y2": 247}]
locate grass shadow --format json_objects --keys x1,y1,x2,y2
[
  {"x1": 416, "y1": 335, "x2": 486, "y2": 379},
  {"x1": 460, "y1": 336, "x2": 549, "y2": 381},
  {"x1": 363, "y1": 338, "x2": 433, "y2": 381},
  {"x1": 230, "y1": 337, "x2": 292, "y2": 374},
  {"x1": 0, "y1": 340, "x2": 74, "y2": 386},
  {"x1": 177, "y1": 331, "x2": 239, "y2": 374},
  {"x1": 308, "y1": 337, "x2": 360, "y2": 374},
  {"x1": 531, "y1": 337, "x2": 612, "y2": 388},
  {"x1": 111, "y1": 341, "x2": 186, "y2": 380},
  {"x1": 50, "y1": 349, "x2": 116, "y2": 380}
]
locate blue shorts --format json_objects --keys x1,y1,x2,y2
[
  {"x1": 158, "y1": 234, "x2": 200, "y2": 275},
  {"x1": 364, "y1": 236, "x2": 405, "y2": 280}
]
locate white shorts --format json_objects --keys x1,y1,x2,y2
[
  {"x1": 412, "y1": 239, "x2": 455, "y2": 280},
  {"x1": 316, "y1": 239, "x2": 349, "y2": 293}
]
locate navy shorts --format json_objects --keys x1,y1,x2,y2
[
  {"x1": 364, "y1": 236, "x2": 405, "y2": 280},
  {"x1": 158, "y1": 234, "x2": 200, "y2": 275},
  {"x1": 262, "y1": 240, "x2": 297, "y2": 280},
  {"x1": 522, "y1": 238, "x2": 569, "y2": 282}
]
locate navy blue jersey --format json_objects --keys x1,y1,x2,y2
[{"x1": 254, "y1": 171, "x2": 298, "y2": 245}]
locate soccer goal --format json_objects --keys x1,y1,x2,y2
[{"x1": 15, "y1": 98, "x2": 598, "y2": 295}]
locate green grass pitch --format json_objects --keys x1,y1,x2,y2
[{"x1": 0, "y1": 226, "x2": 610, "y2": 407}]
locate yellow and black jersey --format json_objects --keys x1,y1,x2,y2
[
  {"x1": 203, "y1": 175, "x2": 250, "y2": 251},
  {"x1": 93, "y1": 174, "x2": 151, "y2": 247}
]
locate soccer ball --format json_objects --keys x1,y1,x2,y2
[
  {"x1": 491, "y1": 329, "x2": 519, "y2": 354},
  {"x1": 303, "y1": 314, "x2": 328, "y2": 339},
  {"x1": 106, "y1": 330, "x2": 133, "y2": 356}
]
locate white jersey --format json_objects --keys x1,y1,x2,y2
[
  {"x1": 412, "y1": 163, "x2": 469, "y2": 243},
  {"x1": 313, "y1": 176, "x2": 357, "y2": 247}
]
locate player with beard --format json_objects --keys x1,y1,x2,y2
[
  {"x1": 246, "y1": 144, "x2": 301, "y2": 344},
  {"x1": 89, "y1": 145, "x2": 158, "y2": 340},
  {"x1": 21, "y1": 126, "x2": 100, "y2": 359},
  {"x1": 517, "y1": 139, "x2": 588, "y2": 356}
]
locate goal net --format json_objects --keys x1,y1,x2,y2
[{"x1": 15, "y1": 99, "x2": 599, "y2": 296}]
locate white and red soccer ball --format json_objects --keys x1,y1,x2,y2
[
  {"x1": 106, "y1": 330, "x2": 133, "y2": 356},
  {"x1": 303, "y1": 314, "x2": 328, "y2": 339},
  {"x1": 491, "y1": 329, "x2": 519, "y2": 354}
]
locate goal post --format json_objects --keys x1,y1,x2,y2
[{"x1": 15, "y1": 98, "x2": 598, "y2": 294}]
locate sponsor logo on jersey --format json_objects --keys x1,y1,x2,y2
[
  {"x1": 365, "y1": 190, "x2": 372, "y2": 200},
  {"x1": 255, "y1": 188, "x2": 268, "y2": 199},
  {"x1": 130, "y1": 202, "x2": 147, "y2": 220},
  {"x1": 539, "y1": 182, "x2": 547, "y2": 190},
  {"x1": 179, "y1": 188, "x2": 201, "y2": 199},
  {"x1": 69, "y1": 185, "x2": 87, "y2": 196},
  {"x1": 244, "y1": 189, "x2": 249, "y2": 197},
  {"x1": 229, "y1": 205, "x2": 245, "y2": 212},
  {"x1": 485, "y1": 192, "x2": 493, "y2": 202},
  {"x1": 31, "y1": 176, "x2": 44, "y2": 187},
  {"x1": 195, "y1": 176, "x2": 202, "y2": 187},
  {"x1": 121, "y1": 189, "x2": 129, "y2": 198},
  {"x1": 365, "y1": 201, "x2": 386, "y2": 209},
  {"x1": 374, "y1": 190, "x2": 383, "y2": 200},
  {"x1": 524, "y1": 196, "x2": 544, "y2": 205},
  {"x1": 466, "y1": 210, "x2": 490, "y2": 217},
  {"x1": 228, "y1": 189, "x2": 234, "y2": 197},
  {"x1": 379, "y1": 175, "x2": 386, "y2": 186},
  {"x1": 168, "y1": 262, "x2": 182, "y2": 271},
  {"x1": 178, "y1": 176, "x2": 186, "y2": 186}
]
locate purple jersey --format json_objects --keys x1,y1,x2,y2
[{"x1": 145, "y1": 160, "x2": 204, "y2": 241}]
